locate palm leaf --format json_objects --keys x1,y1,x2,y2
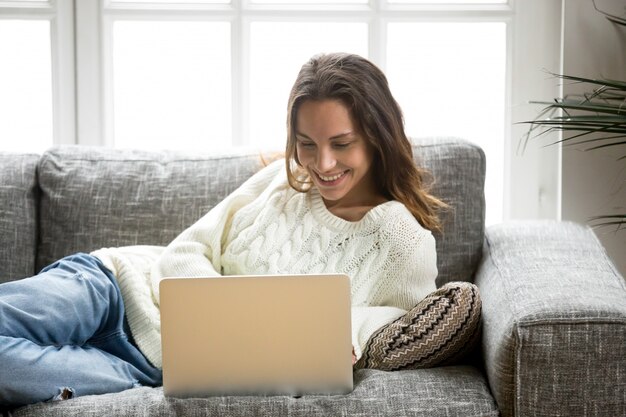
[
  {"x1": 521, "y1": 74, "x2": 626, "y2": 231},
  {"x1": 589, "y1": 215, "x2": 626, "y2": 230},
  {"x1": 528, "y1": 100, "x2": 626, "y2": 116},
  {"x1": 551, "y1": 73, "x2": 626, "y2": 90},
  {"x1": 521, "y1": 74, "x2": 626, "y2": 151}
]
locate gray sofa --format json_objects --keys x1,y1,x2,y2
[{"x1": 1, "y1": 137, "x2": 624, "y2": 417}]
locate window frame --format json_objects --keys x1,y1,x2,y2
[
  {"x1": 1, "y1": 0, "x2": 562, "y2": 223},
  {"x1": 80, "y1": 0, "x2": 517, "y2": 148},
  {"x1": 0, "y1": 0, "x2": 75, "y2": 145}
]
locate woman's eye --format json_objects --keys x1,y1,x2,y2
[
  {"x1": 334, "y1": 142, "x2": 351, "y2": 149},
  {"x1": 298, "y1": 141, "x2": 315, "y2": 148}
]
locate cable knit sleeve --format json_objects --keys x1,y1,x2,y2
[
  {"x1": 379, "y1": 226, "x2": 438, "y2": 309},
  {"x1": 351, "y1": 214, "x2": 438, "y2": 360},
  {"x1": 150, "y1": 159, "x2": 285, "y2": 302}
]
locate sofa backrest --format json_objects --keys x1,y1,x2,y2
[
  {"x1": 415, "y1": 137, "x2": 485, "y2": 286},
  {"x1": 0, "y1": 153, "x2": 40, "y2": 283},
  {"x1": 35, "y1": 147, "x2": 265, "y2": 274},
  {"x1": 1, "y1": 137, "x2": 484, "y2": 286}
]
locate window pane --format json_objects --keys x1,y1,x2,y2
[
  {"x1": 110, "y1": 1, "x2": 229, "y2": 4},
  {"x1": 0, "y1": 20, "x2": 53, "y2": 153},
  {"x1": 387, "y1": 22, "x2": 506, "y2": 225},
  {"x1": 251, "y1": 0, "x2": 366, "y2": 4},
  {"x1": 249, "y1": 22, "x2": 368, "y2": 150},
  {"x1": 112, "y1": 21, "x2": 231, "y2": 151},
  {"x1": 389, "y1": 0, "x2": 506, "y2": 4}
]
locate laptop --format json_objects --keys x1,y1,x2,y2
[{"x1": 159, "y1": 273, "x2": 354, "y2": 397}]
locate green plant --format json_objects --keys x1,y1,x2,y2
[{"x1": 521, "y1": 74, "x2": 626, "y2": 230}]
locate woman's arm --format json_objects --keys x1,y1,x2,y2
[
  {"x1": 351, "y1": 223, "x2": 438, "y2": 361},
  {"x1": 150, "y1": 159, "x2": 285, "y2": 301}
]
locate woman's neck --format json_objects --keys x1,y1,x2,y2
[{"x1": 323, "y1": 195, "x2": 389, "y2": 222}]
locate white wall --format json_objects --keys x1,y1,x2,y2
[
  {"x1": 561, "y1": 0, "x2": 626, "y2": 276},
  {"x1": 507, "y1": 0, "x2": 562, "y2": 222},
  {"x1": 504, "y1": 0, "x2": 563, "y2": 220}
]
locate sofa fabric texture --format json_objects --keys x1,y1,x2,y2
[
  {"x1": 0, "y1": 153, "x2": 39, "y2": 282},
  {"x1": 10, "y1": 367, "x2": 499, "y2": 417},
  {"x1": 1, "y1": 137, "x2": 624, "y2": 417},
  {"x1": 35, "y1": 148, "x2": 265, "y2": 274},
  {"x1": 34, "y1": 137, "x2": 485, "y2": 286},
  {"x1": 413, "y1": 138, "x2": 485, "y2": 286},
  {"x1": 475, "y1": 221, "x2": 626, "y2": 417}
]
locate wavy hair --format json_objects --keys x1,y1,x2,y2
[{"x1": 285, "y1": 52, "x2": 448, "y2": 233}]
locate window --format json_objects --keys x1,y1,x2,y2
[
  {"x1": 111, "y1": 20, "x2": 232, "y2": 150},
  {"x1": 0, "y1": 0, "x2": 73, "y2": 153},
  {"x1": 248, "y1": 21, "x2": 368, "y2": 150},
  {"x1": 1, "y1": 0, "x2": 563, "y2": 226},
  {"x1": 386, "y1": 22, "x2": 506, "y2": 226},
  {"x1": 0, "y1": 19, "x2": 53, "y2": 152}
]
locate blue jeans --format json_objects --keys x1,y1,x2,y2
[{"x1": 0, "y1": 253, "x2": 162, "y2": 407}]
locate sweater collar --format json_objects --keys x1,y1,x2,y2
[{"x1": 307, "y1": 187, "x2": 402, "y2": 233}]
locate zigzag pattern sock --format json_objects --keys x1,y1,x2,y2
[{"x1": 355, "y1": 282, "x2": 482, "y2": 371}]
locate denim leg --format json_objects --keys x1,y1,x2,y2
[{"x1": 0, "y1": 253, "x2": 162, "y2": 407}]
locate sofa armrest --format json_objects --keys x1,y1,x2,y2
[{"x1": 475, "y1": 221, "x2": 626, "y2": 417}]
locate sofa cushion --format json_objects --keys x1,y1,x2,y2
[
  {"x1": 412, "y1": 137, "x2": 485, "y2": 285},
  {"x1": 0, "y1": 153, "x2": 39, "y2": 283},
  {"x1": 11, "y1": 366, "x2": 498, "y2": 417},
  {"x1": 476, "y1": 221, "x2": 626, "y2": 417},
  {"x1": 36, "y1": 147, "x2": 264, "y2": 272},
  {"x1": 36, "y1": 137, "x2": 485, "y2": 284},
  {"x1": 356, "y1": 282, "x2": 482, "y2": 370}
]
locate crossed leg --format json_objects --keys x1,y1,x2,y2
[{"x1": 0, "y1": 254, "x2": 161, "y2": 407}]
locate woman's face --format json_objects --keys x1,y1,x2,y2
[{"x1": 295, "y1": 99, "x2": 380, "y2": 210}]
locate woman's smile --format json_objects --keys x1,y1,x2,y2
[{"x1": 314, "y1": 169, "x2": 349, "y2": 186}]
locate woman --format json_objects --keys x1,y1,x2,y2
[{"x1": 0, "y1": 53, "x2": 480, "y2": 408}]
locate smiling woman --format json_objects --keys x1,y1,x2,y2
[
  {"x1": 294, "y1": 99, "x2": 382, "y2": 221},
  {"x1": 286, "y1": 53, "x2": 448, "y2": 233}
]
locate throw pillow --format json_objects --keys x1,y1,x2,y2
[{"x1": 355, "y1": 281, "x2": 482, "y2": 370}]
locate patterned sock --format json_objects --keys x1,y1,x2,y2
[{"x1": 355, "y1": 281, "x2": 482, "y2": 371}]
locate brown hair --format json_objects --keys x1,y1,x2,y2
[{"x1": 285, "y1": 52, "x2": 448, "y2": 233}]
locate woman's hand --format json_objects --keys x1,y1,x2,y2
[{"x1": 352, "y1": 346, "x2": 357, "y2": 365}]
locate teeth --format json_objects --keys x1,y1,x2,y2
[{"x1": 319, "y1": 171, "x2": 345, "y2": 182}]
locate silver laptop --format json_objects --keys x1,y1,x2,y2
[{"x1": 159, "y1": 273, "x2": 353, "y2": 397}]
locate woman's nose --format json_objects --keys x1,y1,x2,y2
[{"x1": 316, "y1": 148, "x2": 336, "y2": 172}]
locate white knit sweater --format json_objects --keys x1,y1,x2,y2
[{"x1": 93, "y1": 159, "x2": 437, "y2": 369}]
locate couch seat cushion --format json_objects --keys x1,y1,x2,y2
[{"x1": 12, "y1": 366, "x2": 498, "y2": 417}]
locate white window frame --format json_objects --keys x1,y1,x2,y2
[
  {"x1": 0, "y1": 0, "x2": 75, "y2": 145},
  {"x1": 78, "y1": 0, "x2": 518, "y2": 147},
  {"x1": 1, "y1": 0, "x2": 562, "y2": 223}
]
